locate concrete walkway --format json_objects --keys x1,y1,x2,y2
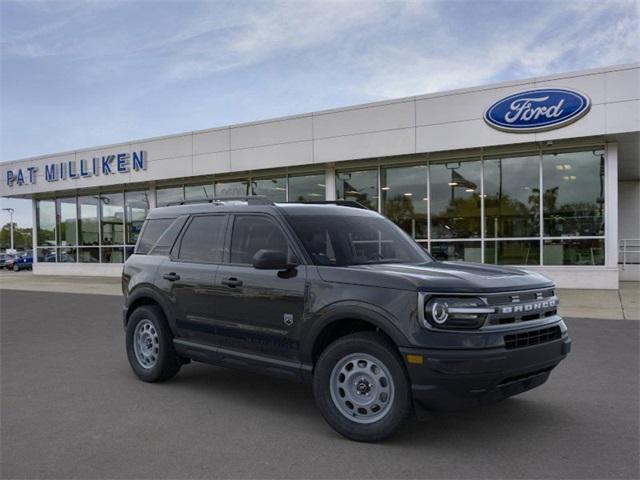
[{"x1": 1, "y1": 271, "x2": 638, "y2": 320}]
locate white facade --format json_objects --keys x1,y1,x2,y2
[{"x1": 2, "y1": 63, "x2": 639, "y2": 288}]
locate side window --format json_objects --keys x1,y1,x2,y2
[
  {"x1": 136, "y1": 218, "x2": 174, "y2": 254},
  {"x1": 230, "y1": 216, "x2": 290, "y2": 264},
  {"x1": 178, "y1": 215, "x2": 226, "y2": 263}
]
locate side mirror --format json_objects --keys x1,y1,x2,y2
[{"x1": 252, "y1": 249, "x2": 294, "y2": 270}]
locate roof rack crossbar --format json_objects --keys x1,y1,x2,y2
[
  {"x1": 298, "y1": 200, "x2": 369, "y2": 209},
  {"x1": 166, "y1": 195, "x2": 275, "y2": 207}
]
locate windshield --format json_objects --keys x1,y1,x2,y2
[{"x1": 287, "y1": 214, "x2": 433, "y2": 266}]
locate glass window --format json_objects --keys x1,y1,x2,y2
[
  {"x1": 288, "y1": 173, "x2": 325, "y2": 201},
  {"x1": 37, "y1": 246, "x2": 56, "y2": 262},
  {"x1": 78, "y1": 196, "x2": 99, "y2": 246},
  {"x1": 430, "y1": 160, "x2": 481, "y2": 239},
  {"x1": 178, "y1": 215, "x2": 227, "y2": 263},
  {"x1": 542, "y1": 150, "x2": 605, "y2": 237},
  {"x1": 100, "y1": 193, "x2": 124, "y2": 245},
  {"x1": 382, "y1": 165, "x2": 428, "y2": 238},
  {"x1": 430, "y1": 241, "x2": 481, "y2": 262},
  {"x1": 215, "y1": 180, "x2": 249, "y2": 197},
  {"x1": 485, "y1": 240, "x2": 540, "y2": 265},
  {"x1": 58, "y1": 247, "x2": 76, "y2": 263},
  {"x1": 56, "y1": 197, "x2": 77, "y2": 246},
  {"x1": 36, "y1": 200, "x2": 56, "y2": 246},
  {"x1": 484, "y1": 155, "x2": 540, "y2": 238},
  {"x1": 230, "y1": 216, "x2": 289, "y2": 264},
  {"x1": 156, "y1": 186, "x2": 184, "y2": 207},
  {"x1": 336, "y1": 170, "x2": 378, "y2": 210},
  {"x1": 543, "y1": 238, "x2": 604, "y2": 265},
  {"x1": 78, "y1": 247, "x2": 100, "y2": 263},
  {"x1": 136, "y1": 218, "x2": 175, "y2": 254},
  {"x1": 251, "y1": 177, "x2": 287, "y2": 202},
  {"x1": 101, "y1": 247, "x2": 124, "y2": 263},
  {"x1": 185, "y1": 183, "x2": 214, "y2": 202},
  {"x1": 287, "y1": 214, "x2": 431, "y2": 266},
  {"x1": 125, "y1": 191, "x2": 149, "y2": 245}
]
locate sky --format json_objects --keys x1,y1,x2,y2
[{"x1": 1, "y1": 0, "x2": 639, "y2": 227}]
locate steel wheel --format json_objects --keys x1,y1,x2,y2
[
  {"x1": 133, "y1": 319, "x2": 160, "y2": 369},
  {"x1": 329, "y1": 352, "x2": 395, "y2": 424}
]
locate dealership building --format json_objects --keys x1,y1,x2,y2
[{"x1": 1, "y1": 63, "x2": 638, "y2": 289}]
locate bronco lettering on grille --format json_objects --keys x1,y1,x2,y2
[{"x1": 500, "y1": 298, "x2": 557, "y2": 314}]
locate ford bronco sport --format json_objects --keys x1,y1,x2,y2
[{"x1": 122, "y1": 196, "x2": 571, "y2": 442}]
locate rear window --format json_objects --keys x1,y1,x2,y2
[{"x1": 136, "y1": 217, "x2": 185, "y2": 255}]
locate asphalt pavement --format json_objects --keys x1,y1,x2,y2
[{"x1": 1, "y1": 290, "x2": 639, "y2": 479}]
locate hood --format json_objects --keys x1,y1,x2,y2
[{"x1": 316, "y1": 261, "x2": 553, "y2": 293}]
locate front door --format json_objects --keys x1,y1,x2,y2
[{"x1": 213, "y1": 214, "x2": 307, "y2": 361}]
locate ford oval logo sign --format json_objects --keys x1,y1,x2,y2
[{"x1": 484, "y1": 88, "x2": 591, "y2": 133}]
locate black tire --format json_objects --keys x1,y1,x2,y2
[
  {"x1": 313, "y1": 331, "x2": 412, "y2": 442},
  {"x1": 12, "y1": 264, "x2": 19, "y2": 272},
  {"x1": 126, "y1": 305, "x2": 181, "y2": 382}
]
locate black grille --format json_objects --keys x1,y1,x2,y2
[
  {"x1": 486, "y1": 289, "x2": 558, "y2": 326},
  {"x1": 504, "y1": 326, "x2": 562, "y2": 350}
]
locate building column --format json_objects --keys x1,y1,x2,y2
[
  {"x1": 605, "y1": 142, "x2": 619, "y2": 272},
  {"x1": 31, "y1": 198, "x2": 38, "y2": 270},
  {"x1": 325, "y1": 164, "x2": 336, "y2": 201},
  {"x1": 149, "y1": 184, "x2": 156, "y2": 209}
]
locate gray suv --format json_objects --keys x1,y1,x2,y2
[{"x1": 122, "y1": 196, "x2": 570, "y2": 442}]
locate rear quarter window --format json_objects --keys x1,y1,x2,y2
[{"x1": 136, "y1": 217, "x2": 186, "y2": 255}]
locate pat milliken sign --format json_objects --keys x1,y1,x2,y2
[
  {"x1": 5, "y1": 150, "x2": 147, "y2": 187},
  {"x1": 484, "y1": 88, "x2": 591, "y2": 133}
]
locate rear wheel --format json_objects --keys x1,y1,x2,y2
[
  {"x1": 313, "y1": 332, "x2": 412, "y2": 442},
  {"x1": 12, "y1": 264, "x2": 19, "y2": 272},
  {"x1": 126, "y1": 305, "x2": 181, "y2": 382}
]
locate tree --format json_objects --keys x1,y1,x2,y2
[{"x1": 0, "y1": 223, "x2": 32, "y2": 251}]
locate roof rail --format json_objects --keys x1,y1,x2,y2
[
  {"x1": 166, "y1": 195, "x2": 275, "y2": 207},
  {"x1": 298, "y1": 200, "x2": 369, "y2": 209}
]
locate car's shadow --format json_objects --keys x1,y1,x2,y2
[{"x1": 146, "y1": 361, "x2": 573, "y2": 446}]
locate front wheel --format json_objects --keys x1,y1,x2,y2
[
  {"x1": 313, "y1": 332, "x2": 412, "y2": 442},
  {"x1": 12, "y1": 264, "x2": 19, "y2": 272},
  {"x1": 125, "y1": 305, "x2": 181, "y2": 382}
]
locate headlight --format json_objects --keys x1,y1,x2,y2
[{"x1": 420, "y1": 296, "x2": 494, "y2": 329}]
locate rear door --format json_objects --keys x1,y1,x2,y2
[
  {"x1": 212, "y1": 214, "x2": 307, "y2": 360},
  {"x1": 160, "y1": 214, "x2": 228, "y2": 342}
]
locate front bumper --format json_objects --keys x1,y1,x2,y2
[{"x1": 400, "y1": 328, "x2": 571, "y2": 411}]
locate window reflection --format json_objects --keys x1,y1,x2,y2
[
  {"x1": 430, "y1": 160, "x2": 481, "y2": 238},
  {"x1": 78, "y1": 196, "x2": 99, "y2": 246},
  {"x1": 543, "y1": 150, "x2": 605, "y2": 237},
  {"x1": 484, "y1": 155, "x2": 540, "y2": 238},
  {"x1": 156, "y1": 186, "x2": 184, "y2": 207},
  {"x1": 37, "y1": 200, "x2": 56, "y2": 246},
  {"x1": 185, "y1": 183, "x2": 214, "y2": 202},
  {"x1": 430, "y1": 241, "x2": 481, "y2": 262},
  {"x1": 485, "y1": 240, "x2": 540, "y2": 265},
  {"x1": 381, "y1": 165, "x2": 428, "y2": 238},
  {"x1": 215, "y1": 180, "x2": 249, "y2": 197},
  {"x1": 251, "y1": 177, "x2": 287, "y2": 202},
  {"x1": 56, "y1": 197, "x2": 77, "y2": 246},
  {"x1": 336, "y1": 170, "x2": 378, "y2": 210},
  {"x1": 101, "y1": 193, "x2": 124, "y2": 245},
  {"x1": 125, "y1": 191, "x2": 149, "y2": 245},
  {"x1": 544, "y1": 238, "x2": 604, "y2": 265},
  {"x1": 288, "y1": 173, "x2": 325, "y2": 201}
]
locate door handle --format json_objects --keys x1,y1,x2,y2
[
  {"x1": 162, "y1": 272, "x2": 180, "y2": 281},
  {"x1": 221, "y1": 277, "x2": 243, "y2": 288}
]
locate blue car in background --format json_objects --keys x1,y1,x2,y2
[{"x1": 9, "y1": 251, "x2": 33, "y2": 272}]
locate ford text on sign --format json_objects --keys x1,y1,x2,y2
[{"x1": 484, "y1": 88, "x2": 591, "y2": 133}]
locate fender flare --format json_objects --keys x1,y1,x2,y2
[
  {"x1": 300, "y1": 301, "x2": 410, "y2": 365},
  {"x1": 125, "y1": 284, "x2": 176, "y2": 332}
]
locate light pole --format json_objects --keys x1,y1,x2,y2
[{"x1": 2, "y1": 207, "x2": 15, "y2": 251}]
